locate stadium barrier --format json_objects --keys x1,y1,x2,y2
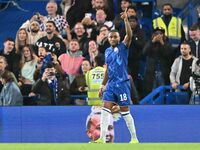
[
  {"x1": 0, "y1": 105, "x2": 200, "y2": 143},
  {"x1": 22, "y1": 95, "x2": 88, "y2": 105}
]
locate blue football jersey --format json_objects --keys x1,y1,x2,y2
[{"x1": 105, "y1": 42, "x2": 129, "y2": 83}]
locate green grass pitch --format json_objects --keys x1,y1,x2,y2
[{"x1": 0, "y1": 143, "x2": 200, "y2": 150}]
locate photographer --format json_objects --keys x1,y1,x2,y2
[
  {"x1": 189, "y1": 59, "x2": 200, "y2": 104},
  {"x1": 29, "y1": 62, "x2": 70, "y2": 105},
  {"x1": 33, "y1": 46, "x2": 64, "y2": 81}
]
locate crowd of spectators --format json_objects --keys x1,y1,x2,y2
[{"x1": 0, "y1": 0, "x2": 199, "y2": 106}]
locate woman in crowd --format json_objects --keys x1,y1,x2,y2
[
  {"x1": 18, "y1": 45, "x2": 37, "y2": 96},
  {"x1": 0, "y1": 70, "x2": 23, "y2": 106},
  {"x1": 70, "y1": 59, "x2": 91, "y2": 105},
  {"x1": 14, "y1": 28, "x2": 29, "y2": 78},
  {"x1": 15, "y1": 28, "x2": 29, "y2": 55}
]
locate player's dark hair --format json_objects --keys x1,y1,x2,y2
[{"x1": 109, "y1": 29, "x2": 119, "y2": 34}]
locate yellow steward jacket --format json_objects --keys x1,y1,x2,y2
[
  {"x1": 153, "y1": 16, "x2": 182, "y2": 47},
  {"x1": 85, "y1": 66, "x2": 105, "y2": 106}
]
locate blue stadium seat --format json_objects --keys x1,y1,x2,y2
[{"x1": 140, "y1": 85, "x2": 190, "y2": 105}]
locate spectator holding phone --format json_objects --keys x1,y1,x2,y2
[{"x1": 29, "y1": 62, "x2": 70, "y2": 105}]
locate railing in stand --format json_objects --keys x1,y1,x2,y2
[{"x1": 140, "y1": 85, "x2": 189, "y2": 105}]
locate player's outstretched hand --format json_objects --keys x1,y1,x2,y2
[{"x1": 120, "y1": 8, "x2": 128, "y2": 20}]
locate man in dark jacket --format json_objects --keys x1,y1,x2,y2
[
  {"x1": 142, "y1": 27, "x2": 173, "y2": 98},
  {"x1": 30, "y1": 62, "x2": 70, "y2": 105},
  {"x1": 189, "y1": 23, "x2": 200, "y2": 58},
  {"x1": 128, "y1": 16, "x2": 146, "y2": 82},
  {"x1": 0, "y1": 37, "x2": 16, "y2": 73}
]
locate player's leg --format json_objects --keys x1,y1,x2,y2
[
  {"x1": 116, "y1": 80, "x2": 139, "y2": 143},
  {"x1": 93, "y1": 101, "x2": 114, "y2": 143},
  {"x1": 100, "y1": 101, "x2": 114, "y2": 142},
  {"x1": 120, "y1": 106, "x2": 139, "y2": 143},
  {"x1": 94, "y1": 85, "x2": 116, "y2": 143}
]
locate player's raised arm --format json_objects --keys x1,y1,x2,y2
[
  {"x1": 102, "y1": 66, "x2": 108, "y2": 86},
  {"x1": 121, "y1": 9, "x2": 133, "y2": 47}
]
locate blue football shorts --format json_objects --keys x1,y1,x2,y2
[{"x1": 102, "y1": 80, "x2": 131, "y2": 106}]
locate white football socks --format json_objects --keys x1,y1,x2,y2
[
  {"x1": 121, "y1": 111, "x2": 138, "y2": 140},
  {"x1": 100, "y1": 107, "x2": 111, "y2": 142}
]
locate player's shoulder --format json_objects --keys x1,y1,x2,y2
[
  {"x1": 105, "y1": 46, "x2": 113, "y2": 52},
  {"x1": 105, "y1": 46, "x2": 113, "y2": 55},
  {"x1": 120, "y1": 42, "x2": 128, "y2": 49}
]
